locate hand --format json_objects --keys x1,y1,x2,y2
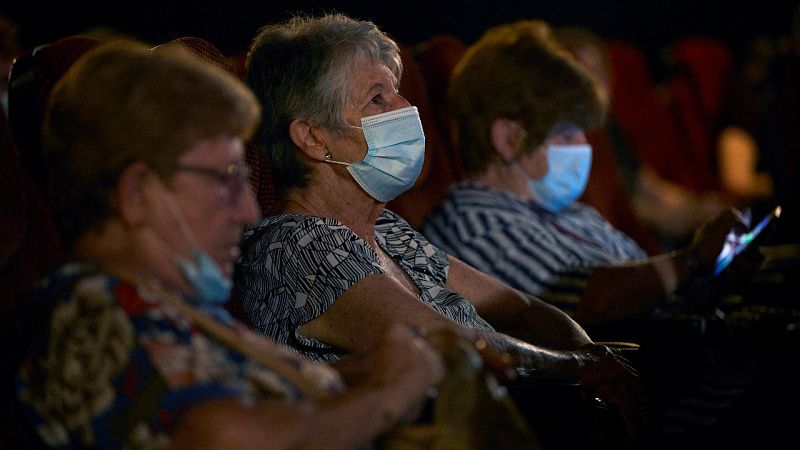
[
  {"x1": 716, "y1": 242, "x2": 766, "y2": 292},
  {"x1": 573, "y1": 344, "x2": 646, "y2": 436},
  {"x1": 687, "y1": 208, "x2": 749, "y2": 273},
  {"x1": 422, "y1": 328, "x2": 516, "y2": 381},
  {"x1": 337, "y1": 324, "x2": 445, "y2": 423}
]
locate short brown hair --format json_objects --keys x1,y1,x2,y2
[
  {"x1": 448, "y1": 20, "x2": 607, "y2": 174},
  {"x1": 44, "y1": 39, "x2": 261, "y2": 247}
]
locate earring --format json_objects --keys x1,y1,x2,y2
[{"x1": 325, "y1": 152, "x2": 332, "y2": 161}]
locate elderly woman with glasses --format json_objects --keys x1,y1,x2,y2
[{"x1": 13, "y1": 39, "x2": 445, "y2": 449}]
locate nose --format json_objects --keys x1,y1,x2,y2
[
  {"x1": 569, "y1": 130, "x2": 588, "y2": 145},
  {"x1": 391, "y1": 93, "x2": 411, "y2": 110}
]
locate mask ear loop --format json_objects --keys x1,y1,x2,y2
[{"x1": 157, "y1": 180, "x2": 203, "y2": 255}]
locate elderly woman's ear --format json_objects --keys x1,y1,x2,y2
[
  {"x1": 489, "y1": 118, "x2": 523, "y2": 161},
  {"x1": 114, "y1": 161, "x2": 159, "y2": 226},
  {"x1": 289, "y1": 118, "x2": 329, "y2": 162}
]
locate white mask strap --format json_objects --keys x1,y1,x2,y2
[
  {"x1": 159, "y1": 182, "x2": 202, "y2": 251},
  {"x1": 324, "y1": 152, "x2": 352, "y2": 166}
]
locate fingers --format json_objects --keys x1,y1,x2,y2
[{"x1": 578, "y1": 344, "x2": 645, "y2": 402}]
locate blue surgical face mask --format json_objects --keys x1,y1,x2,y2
[
  {"x1": 161, "y1": 189, "x2": 231, "y2": 305},
  {"x1": 527, "y1": 144, "x2": 592, "y2": 212},
  {"x1": 325, "y1": 106, "x2": 425, "y2": 202},
  {"x1": 173, "y1": 248, "x2": 232, "y2": 304}
]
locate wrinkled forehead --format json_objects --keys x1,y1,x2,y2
[{"x1": 343, "y1": 56, "x2": 398, "y2": 101}]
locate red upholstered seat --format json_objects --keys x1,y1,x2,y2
[
  {"x1": 386, "y1": 41, "x2": 459, "y2": 230},
  {"x1": 154, "y1": 36, "x2": 236, "y2": 74},
  {"x1": 1, "y1": 102, "x2": 65, "y2": 450},
  {"x1": 7, "y1": 36, "x2": 101, "y2": 198},
  {"x1": 582, "y1": 127, "x2": 663, "y2": 255},
  {"x1": 606, "y1": 40, "x2": 699, "y2": 191},
  {"x1": 665, "y1": 36, "x2": 734, "y2": 193},
  {"x1": 414, "y1": 33, "x2": 468, "y2": 174}
]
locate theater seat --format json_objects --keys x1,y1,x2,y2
[
  {"x1": 1, "y1": 101, "x2": 64, "y2": 450},
  {"x1": 154, "y1": 36, "x2": 236, "y2": 74},
  {"x1": 387, "y1": 42, "x2": 458, "y2": 230},
  {"x1": 606, "y1": 40, "x2": 698, "y2": 192},
  {"x1": 7, "y1": 36, "x2": 100, "y2": 199},
  {"x1": 414, "y1": 33, "x2": 468, "y2": 173},
  {"x1": 665, "y1": 36, "x2": 733, "y2": 193},
  {"x1": 582, "y1": 127, "x2": 663, "y2": 255}
]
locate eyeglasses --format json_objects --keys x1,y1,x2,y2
[{"x1": 175, "y1": 163, "x2": 250, "y2": 204}]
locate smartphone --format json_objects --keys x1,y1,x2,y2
[{"x1": 713, "y1": 205, "x2": 782, "y2": 276}]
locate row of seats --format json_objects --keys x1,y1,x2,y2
[
  {"x1": 2, "y1": 27, "x2": 794, "y2": 450},
  {"x1": 0, "y1": 30, "x2": 750, "y2": 335}
]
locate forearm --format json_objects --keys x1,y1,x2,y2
[
  {"x1": 171, "y1": 379, "x2": 429, "y2": 450},
  {"x1": 498, "y1": 297, "x2": 592, "y2": 350},
  {"x1": 574, "y1": 249, "x2": 699, "y2": 325},
  {"x1": 475, "y1": 330, "x2": 583, "y2": 378}
]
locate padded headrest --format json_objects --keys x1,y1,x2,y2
[
  {"x1": 154, "y1": 36, "x2": 235, "y2": 74},
  {"x1": 671, "y1": 37, "x2": 733, "y2": 123},
  {"x1": 7, "y1": 36, "x2": 100, "y2": 194}
]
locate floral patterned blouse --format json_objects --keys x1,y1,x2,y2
[{"x1": 14, "y1": 263, "x2": 342, "y2": 449}]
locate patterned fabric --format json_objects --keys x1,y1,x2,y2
[
  {"x1": 235, "y1": 209, "x2": 494, "y2": 362},
  {"x1": 14, "y1": 263, "x2": 341, "y2": 449},
  {"x1": 422, "y1": 180, "x2": 647, "y2": 314}
]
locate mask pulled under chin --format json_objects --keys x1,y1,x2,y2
[
  {"x1": 173, "y1": 247, "x2": 232, "y2": 305},
  {"x1": 527, "y1": 144, "x2": 592, "y2": 212}
]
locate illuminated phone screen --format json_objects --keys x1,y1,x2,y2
[{"x1": 713, "y1": 206, "x2": 781, "y2": 275}]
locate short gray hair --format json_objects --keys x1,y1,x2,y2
[{"x1": 246, "y1": 13, "x2": 402, "y2": 198}]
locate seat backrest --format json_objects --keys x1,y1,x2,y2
[
  {"x1": 155, "y1": 36, "x2": 236, "y2": 74},
  {"x1": 664, "y1": 36, "x2": 733, "y2": 192},
  {"x1": 414, "y1": 33, "x2": 468, "y2": 174},
  {"x1": 1, "y1": 102, "x2": 65, "y2": 450},
  {"x1": 606, "y1": 40, "x2": 700, "y2": 192},
  {"x1": 386, "y1": 41, "x2": 458, "y2": 230},
  {"x1": 7, "y1": 36, "x2": 100, "y2": 198},
  {"x1": 582, "y1": 126, "x2": 663, "y2": 255}
]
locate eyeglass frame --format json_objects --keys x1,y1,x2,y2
[{"x1": 174, "y1": 163, "x2": 251, "y2": 205}]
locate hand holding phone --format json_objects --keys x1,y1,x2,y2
[{"x1": 713, "y1": 205, "x2": 781, "y2": 276}]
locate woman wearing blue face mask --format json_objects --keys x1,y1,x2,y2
[
  {"x1": 421, "y1": 20, "x2": 774, "y2": 445},
  {"x1": 235, "y1": 13, "x2": 647, "y2": 436},
  {"x1": 423, "y1": 19, "x2": 752, "y2": 327}
]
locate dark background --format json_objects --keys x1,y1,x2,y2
[{"x1": 3, "y1": 1, "x2": 800, "y2": 67}]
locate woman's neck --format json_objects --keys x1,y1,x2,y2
[
  {"x1": 283, "y1": 188, "x2": 384, "y2": 248},
  {"x1": 72, "y1": 220, "x2": 194, "y2": 296},
  {"x1": 475, "y1": 160, "x2": 534, "y2": 200}
]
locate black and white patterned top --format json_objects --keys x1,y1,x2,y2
[
  {"x1": 234, "y1": 209, "x2": 494, "y2": 362},
  {"x1": 423, "y1": 180, "x2": 647, "y2": 314}
]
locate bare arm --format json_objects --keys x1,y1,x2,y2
[
  {"x1": 444, "y1": 255, "x2": 592, "y2": 350},
  {"x1": 171, "y1": 324, "x2": 444, "y2": 450},
  {"x1": 300, "y1": 274, "x2": 591, "y2": 377},
  {"x1": 170, "y1": 389, "x2": 412, "y2": 450},
  {"x1": 574, "y1": 208, "x2": 744, "y2": 325}
]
